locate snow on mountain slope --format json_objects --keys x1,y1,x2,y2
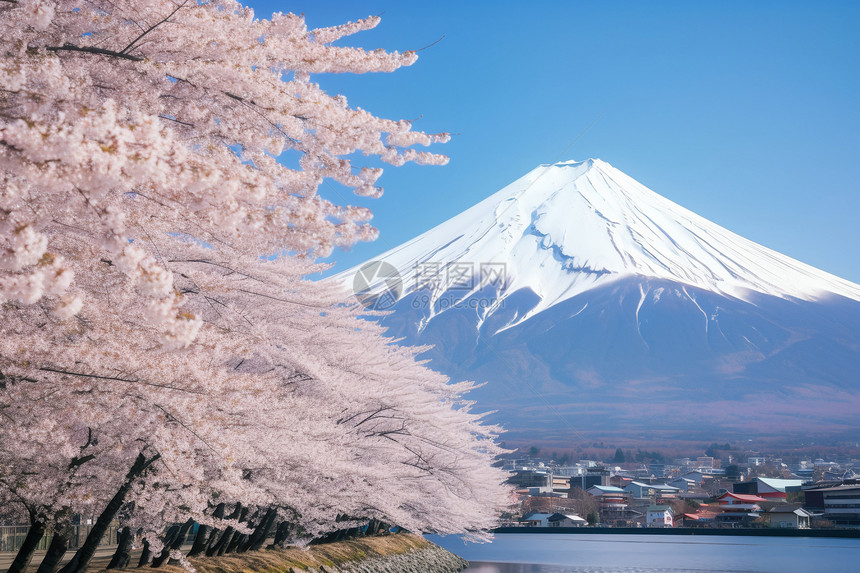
[
  {"x1": 334, "y1": 159, "x2": 860, "y2": 444},
  {"x1": 337, "y1": 159, "x2": 860, "y2": 331}
]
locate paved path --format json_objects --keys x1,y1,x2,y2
[
  {"x1": 0, "y1": 545, "x2": 121, "y2": 571},
  {"x1": 0, "y1": 544, "x2": 194, "y2": 572}
]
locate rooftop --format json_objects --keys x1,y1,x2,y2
[
  {"x1": 588, "y1": 485, "x2": 626, "y2": 493},
  {"x1": 718, "y1": 492, "x2": 768, "y2": 503}
]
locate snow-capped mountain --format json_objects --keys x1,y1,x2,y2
[{"x1": 337, "y1": 159, "x2": 860, "y2": 445}]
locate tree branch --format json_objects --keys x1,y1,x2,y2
[
  {"x1": 415, "y1": 35, "x2": 445, "y2": 52},
  {"x1": 237, "y1": 288, "x2": 319, "y2": 309},
  {"x1": 119, "y1": 0, "x2": 190, "y2": 56},
  {"x1": 39, "y1": 366, "x2": 140, "y2": 384},
  {"x1": 159, "y1": 114, "x2": 194, "y2": 127},
  {"x1": 67, "y1": 454, "x2": 96, "y2": 470},
  {"x1": 45, "y1": 44, "x2": 144, "y2": 62},
  {"x1": 154, "y1": 404, "x2": 218, "y2": 454},
  {"x1": 169, "y1": 258, "x2": 257, "y2": 279},
  {"x1": 38, "y1": 366, "x2": 206, "y2": 394}
]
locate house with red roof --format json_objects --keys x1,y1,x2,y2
[
  {"x1": 678, "y1": 506, "x2": 723, "y2": 527},
  {"x1": 717, "y1": 492, "x2": 767, "y2": 507},
  {"x1": 715, "y1": 492, "x2": 766, "y2": 526}
]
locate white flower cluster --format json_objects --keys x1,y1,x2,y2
[{"x1": 1, "y1": 0, "x2": 449, "y2": 347}]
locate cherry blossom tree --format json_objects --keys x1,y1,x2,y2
[
  {"x1": 1, "y1": 1, "x2": 509, "y2": 571},
  {"x1": 1, "y1": 0, "x2": 449, "y2": 347},
  {"x1": 2, "y1": 244, "x2": 509, "y2": 571}
]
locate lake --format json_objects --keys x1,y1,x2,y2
[{"x1": 427, "y1": 532, "x2": 860, "y2": 573}]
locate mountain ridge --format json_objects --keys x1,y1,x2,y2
[
  {"x1": 337, "y1": 159, "x2": 860, "y2": 334},
  {"x1": 335, "y1": 159, "x2": 860, "y2": 443}
]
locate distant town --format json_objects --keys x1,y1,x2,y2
[{"x1": 502, "y1": 446, "x2": 860, "y2": 530}]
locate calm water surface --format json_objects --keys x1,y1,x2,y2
[{"x1": 428, "y1": 533, "x2": 860, "y2": 573}]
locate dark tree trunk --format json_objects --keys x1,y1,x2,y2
[
  {"x1": 57, "y1": 453, "x2": 160, "y2": 573},
  {"x1": 188, "y1": 502, "x2": 224, "y2": 557},
  {"x1": 226, "y1": 508, "x2": 256, "y2": 554},
  {"x1": 370, "y1": 520, "x2": 390, "y2": 536},
  {"x1": 149, "y1": 524, "x2": 180, "y2": 568},
  {"x1": 222, "y1": 506, "x2": 250, "y2": 555},
  {"x1": 238, "y1": 506, "x2": 249, "y2": 522},
  {"x1": 225, "y1": 532, "x2": 246, "y2": 555},
  {"x1": 7, "y1": 516, "x2": 45, "y2": 573},
  {"x1": 164, "y1": 519, "x2": 195, "y2": 566},
  {"x1": 209, "y1": 526, "x2": 235, "y2": 557},
  {"x1": 206, "y1": 503, "x2": 242, "y2": 557},
  {"x1": 166, "y1": 519, "x2": 195, "y2": 565},
  {"x1": 242, "y1": 507, "x2": 277, "y2": 553},
  {"x1": 310, "y1": 529, "x2": 341, "y2": 545},
  {"x1": 35, "y1": 519, "x2": 72, "y2": 573},
  {"x1": 269, "y1": 520, "x2": 293, "y2": 549},
  {"x1": 137, "y1": 538, "x2": 152, "y2": 568},
  {"x1": 106, "y1": 527, "x2": 133, "y2": 570},
  {"x1": 187, "y1": 522, "x2": 209, "y2": 558}
]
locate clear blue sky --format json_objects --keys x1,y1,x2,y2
[{"x1": 248, "y1": 0, "x2": 860, "y2": 284}]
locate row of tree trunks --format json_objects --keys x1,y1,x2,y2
[
  {"x1": 186, "y1": 503, "x2": 224, "y2": 557},
  {"x1": 270, "y1": 520, "x2": 293, "y2": 549},
  {"x1": 57, "y1": 453, "x2": 160, "y2": 573},
  {"x1": 6, "y1": 453, "x2": 160, "y2": 573},
  {"x1": 166, "y1": 520, "x2": 194, "y2": 566},
  {"x1": 6, "y1": 511, "x2": 45, "y2": 573},
  {"x1": 309, "y1": 518, "x2": 390, "y2": 545},
  {"x1": 366, "y1": 518, "x2": 389, "y2": 537},
  {"x1": 7, "y1": 502, "x2": 391, "y2": 573},
  {"x1": 242, "y1": 507, "x2": 277, "y2": 553},
  {"x1": 205, "y1": 503, "x2": 244, "y2": 557},
  {"x1": 160, "y1": 520, "x2": 194, "y2": 567}
]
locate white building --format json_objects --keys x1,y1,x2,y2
[
  {"x1": 547, "y1": 513, "x2": 587, "y2": 527},
  {"x1": 646, "y1": 505, "x2": 674, "y2": 527}
]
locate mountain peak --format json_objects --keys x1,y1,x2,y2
[
  {"x1": 547, "y1": 157, "x2": 597, "y2": 167},
  {"x1": 339, "y1": 160, "x2": 860, "y2": 329}
]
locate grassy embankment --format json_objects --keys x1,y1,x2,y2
[{"x1": 89, "y1": 533, "x2": 434, "y2": 573}]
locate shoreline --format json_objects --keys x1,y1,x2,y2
[
  {"x1": 0, "y1": 534, "x2": 469, "y2": 573},
  {"x1": 492, "y1": 526, "x2": 860, "y2": 538}
]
